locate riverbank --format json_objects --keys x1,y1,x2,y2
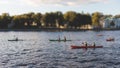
[{"x1": 0, "y1": 28, "x2": 120, "y2": 31}]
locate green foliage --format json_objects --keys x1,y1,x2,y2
[
  {"x1": 64, "y1": 11, "x2": 77, "y2": 22},
  {"x1": 42, "y1": 11, "x2": 64, "y2": 27},
  {"x1": 64, "y1": 11, "x2": 92, "y2": 28},
  {"x1": 55, "y1": 11, "x2": 64, "y2": 26},
  {"x1": 92, "y1": 12, "x2": 103, "y2": 26},
  {"x1": 0, "y1": 11, "x2": 94, "y2": 29},
  {"x1": 32, "y1": 13, "x2": 42, "y2": 27},
  {"x1": 0, "y1": 13, "x2": 11, "y2": 29}
]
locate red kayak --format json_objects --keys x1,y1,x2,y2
[
  {"x1": 71, "y1": 45, "x2": 103, "y2": 49},
  {"x1": 106, "y1": 38, "x2": 114, "y2": 41}
]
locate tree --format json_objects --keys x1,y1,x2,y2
[
  {"x1": 64, "y1": 11, "x2": 92, "y2": 28},
  {"x1": 25, "y1": 12, "x2": 35, "y2": 28},
  {"x1": 64, "y1": 11, "x2": 77, "y2": 28},
  {"x1": 42, "y1": 12, "x2": 59, "y2": 27},
  {"x1": 42, "y1": 13, "x2": 51, "y2": 27},
  {"x1": 12, "y1": 15, "x2": 25, "y2": 29},
  {"x1": 54, "y1": 11, "x2": 64, "y2": 27},
  {"x1": 32, "y1": 13, "x2": 42, "y2": 28},
  {"x1": 92, "y1": 12, "x2": 103, "y2": 26},
  {"x1": 0, "y1": 13, "x2": 11, "y2": 29}
]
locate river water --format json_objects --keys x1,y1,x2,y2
[{"x1": 0, "y1": 31, "x2": 120, "y2": 68}]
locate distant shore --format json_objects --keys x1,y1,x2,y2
[{"x1": 0, "y1": 28, "x2": 120, "y2": 31}]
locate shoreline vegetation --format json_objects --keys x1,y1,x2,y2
[
  {"x1": 0, "y1": 11, "x2": 120, "y2": 31},
  {"x1": 0, "y1": 28, "x2": 120, "y2": 31}
]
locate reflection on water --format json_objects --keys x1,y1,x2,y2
[{"x1": 0, "y1": 31, "x2": 120, "y2": 68}]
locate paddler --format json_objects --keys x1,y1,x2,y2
[
  {"x1": 84, "y1": 41, "x2": 87, "y2": 47},
  {"x1": 64, "y1": 36, "x2": 66, "y2": 42},
  {"x1": 58, "y1": 36, "x2": 60, "y2": 42},
  {"x1": 93, "y1": 42, "x2": 96, "y2": 47}
]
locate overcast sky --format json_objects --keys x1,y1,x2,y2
[{"x1": 0, "y1": 0, "x2": 119, "y2": 15}]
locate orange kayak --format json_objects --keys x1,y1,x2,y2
[{"x1": 71, "y1": 45, "x2": 103, "y2": 49}]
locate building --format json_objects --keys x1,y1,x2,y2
[{"x1": 101, "y1": 18, "x2": 120, "y2": 28}]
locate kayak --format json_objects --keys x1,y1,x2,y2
[
  {"x1": 106, "y1": 38, "x2": 114, "y2": 41},
  {"x1": 97, "y1": 34, "x2": 103, "y2": 36},
  {"x1": 71, "y1": 45, "x2": 103, "y2": 49},
  {"x1": 49, "y1": 39, "x2": 72, "y2": 42},
  {"x1": 8, "y1": 39, "x2": 23, "y2": 41}
]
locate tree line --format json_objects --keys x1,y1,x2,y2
[{"x1": 0, "y1": 11, "x2": 115, "y2": 29}]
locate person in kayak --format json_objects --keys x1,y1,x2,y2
[
  {"x1": 93, "y1": 42, "x2": 96, "y2": 47},
  {"x1": 15, "y1": 37, "x2": 18, "y2": 41},
  {"x1": 58, "y1": 36, "x2": 60, "y2": 42},
  {"x1": 64, "y1": 36, "x2": 66, "y2": 42},
  {"x1": 84, "y1": 41, "x2": 87, "y2": 47}
]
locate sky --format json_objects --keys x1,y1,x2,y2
[{"x1": 0, "y1": 0, "x2": 120, "y2": 16}]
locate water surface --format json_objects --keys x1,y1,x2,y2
[{"x1": 0, "y1": 31, "x2": 120, "y2": 68}]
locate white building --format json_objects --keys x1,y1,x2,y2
[
  {"x1": 101, "y1": 18, "x2": 120, "y2": 28},
  {"x1": 114, "y1": 18, "x2": 120, "y2": 28}
]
